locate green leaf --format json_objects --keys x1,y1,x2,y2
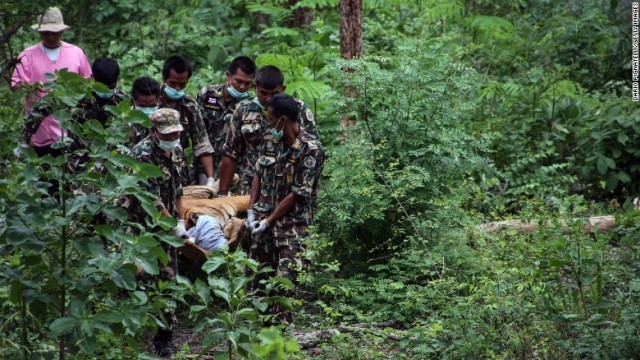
[
  {"x1": 202, "y1": 256, "x2": 226, "y2": 274},
  {"x1": 252, "y1": 299, "x2": 268, "y2": 313},
  {"x1": 213, "y1": 290, "x2": 232, "y2": 305},
  {"x1": 590, "y1": 300, "x2": 615, "y2": 310},
  {"x1": 195, "y1": 279, "x2": 210, "y2": 305},
  {"x1": 50, "y1": 316, "x2": 77, "y2": 337},
  {"x1": 111, "y1": 264, "x2": 137, "y2": 290},
  {"x1": 596, "y1": 158, "x2": 608, "y2": 175},
  {"x1": 93, "y1": 311, "x2": 124, "y2": 323},
  {"x1": 135, "y1": 254, "x2": 159, "y2": 275}
]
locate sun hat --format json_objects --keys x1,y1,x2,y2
[{"x1": 31, "y1": 7, "x2": 70, "y2": 32}]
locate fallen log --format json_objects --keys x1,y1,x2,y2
[
  {"x1": 477, "y1": 216, "x2": 616, "y2": 235},
  {"x1": 295, "y1": 320, "x2": 404, "y2": 349}
]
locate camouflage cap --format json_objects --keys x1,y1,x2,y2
[{"x1": 151, "y1": 108, "x2": 183, "y2": 134}]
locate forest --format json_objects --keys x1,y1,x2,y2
[{"x1": 1, "y1": 0, "x2": 639, "y2": 358}]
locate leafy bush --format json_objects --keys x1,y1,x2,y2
[
  {"x1": 0, "y1": 71, "x2": 178, "y2": 358},
  {"x1": 315, "y1": 35, "x2": 488, "y2": 265}
]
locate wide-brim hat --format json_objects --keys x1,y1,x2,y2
[
  {"x1": 151, "y1": 108, "x2": 184, "y2": 134},
  {"x1": 31, "y1": 7, "x2": 70, "y2": 32}
]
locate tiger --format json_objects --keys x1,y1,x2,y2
[{"x1": 179, "y1": 187, "x2": 251, "y2": 262}]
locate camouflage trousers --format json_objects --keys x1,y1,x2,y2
[
  {"x1": 249, "y1": 234, "x2": 305, "y2": 325},
  {"x1": 134, "y1": 241, "x2": 179, "y2": 336}
]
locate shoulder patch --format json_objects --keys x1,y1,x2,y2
[
  {"x1": 303, "y1": 156, "x2": 317, "y2": 169},
  {"x1": 203, "y1": 96, "x2": 222, "y2": 110},
  {"x1": 305, "y1": 109, "x2": 314, "y2": 122}
]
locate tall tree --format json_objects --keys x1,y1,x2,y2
[{"x1": 339, "y1": 0, "x2": 362, "y2": 59}]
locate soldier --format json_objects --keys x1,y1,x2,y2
[
  {"x1": 78, "y1": 57, "x2": 126, "y2": 125},
  {"x1": 218, "y1": 65, "x2": 319, "y2": 196},
  {"x1": 159, "y1": 55, "x2": 214, "y2": 185},
  {"x1": 129, "y1": 108, "x2": 188, "y2": 357},
  {"x1": 248, "y1": 93, "x2": 325, "y2": 324},
  {"x1": 196, "y1": 55, "x2": 256, "y2": 183},
  {"x1": 128, "y1": 76, "x2": 161, "y2": 149},
  {"x1": 65, "y1": 57, "x2": 126, "y2": 175}
]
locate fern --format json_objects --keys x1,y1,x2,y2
[
  {"x1": 246, "y1": 3, "x2": 291, "y2": 20},
  {"x1": 261, "y1": 26, "x2": 301, "y2": 39},
  {"x1": 286, "y1": 79, "x2": 329, "y2": 101},
  {"x1": 292, "y1": 0, "x2": 339, "y2": 10},
  {"x1": 423, "y1": 0, "x2": 465, "y2": 23},
  {"x1": 466, "y1": 15, "x2": 516, "y2": 41}
]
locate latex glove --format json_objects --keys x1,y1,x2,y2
[
  {"x1": 173, "y1": 219, "x2": 188, "y2": 238},
  {"x1": 244, "y1": 210, "x2": 257, "y2": 231},
  {"x1": 251, "y1": 219, "x2": 269, "y2": 236},
  {"x1": 13, "y1": 143, "x2": 28, "y2": 159}
]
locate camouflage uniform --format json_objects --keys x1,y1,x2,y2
[
  {"x1": 126, "y1": 119, "x2": 150, "y2": 152},
  {"x1": 128, "y1": 109, "x2": 185, "y2": 346},
  {"x1": 196, "y1": 84, "x2": 244, "y2": 177},
  {"x1": 251, "y1": 129, "x2": 325, "y2": 323},
  {"x1": 21, "y1": 105, "x2": 51, "y2": 145},
  {"x1": 160, "y1": 95, "x2": 214, "y2": 185},
  {"x1": 67, "y1": 90, "x2": 128, "y2": 174},
  {"x1": 223, "y1": 97, "x2": 319, "y2": 194},
  {"x1": 129, "y1": 136, "x2": 185, "y2": 224},
  {"x1": 75, "y1": 89, "x2": 127, "y2": 126}
]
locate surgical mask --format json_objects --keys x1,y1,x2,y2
[
  {"x1": 164, "y1": 85, "x2": 186, "y2": 100},
  {"x1": 157, "y1": 138, "x2": 180, "y2": 152},
  {"x1": 95, "y1": 88, "x2": 116, "y2": 99},
  {"x1": 253, "y1": 97, "x2": 265, "y2": 110},
  {"x1": 227, "y1": 84, "x2": 250, "y2": 100},
  {"x1": 271, "y1": 118, "x2": 283, "y2": 143},
  {"x1": 134, "y1": 106, "x2": 158, "y2": 116}
]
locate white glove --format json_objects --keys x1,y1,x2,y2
[
  {"x1": 173, "y1": 219, "x2": 188, "y2": 238},
  {"x1": 245, "y1": 210, "x2": 257, "y2": 230},
  {"x1": 251, "y1": 219, "x2": 269, "y2": 236},
  {"x1": 13, "y1": 143, "x2": 28, "y2": 159},
  {"x1": 206, "y1": 177, "x2": 215, "y2": 187}
]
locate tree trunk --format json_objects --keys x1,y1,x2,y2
[
  {"x1": 339, "y1": 0, "x2": 362, "y2": 135},
  {"x1": 339, "y1": 0, "x2": 363, "y2": 60}
]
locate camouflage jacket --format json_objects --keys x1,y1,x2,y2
[
  {"x1": 129, "y1": 136, "x2": 185, "y2": 221},
  {"x1": 76, "y1": 89, "x2": 128, "y2": 126},
  {"x1": 68, "y1": 90, "x2": 128, "y2": 173},
  {"x1": 21, "y1": 105, "x2": 51, "y2": 145},
  {"x1": 223, "y1": 97, "x2": 319, "y2": 194},
  {"x1": 160, "y1": 95, "x2": 214, "y2": 158},
  {"x1": 253, "y1": 129, "x2": 325, "y2": 245},
  {"x1": 196, "y1": 84, "x2": 244, "y2": 161}
]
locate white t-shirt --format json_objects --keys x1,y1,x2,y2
[{"x1": 38, "y1": 43, "x2": 62, "y2": 63}]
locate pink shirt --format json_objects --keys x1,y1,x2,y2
[{"x1": 12, "y1": 41, "x2": 92, "y2": 147}]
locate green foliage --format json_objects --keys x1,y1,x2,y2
[
  {"x1": 0, "y1": 71, "x2": 174, "y2": 358},
  {"x1": 173, "y1": 247, "x2": 300, "y2": 358},
  {"x1": 316, "y1": 35, "x2": 488, "y2": 264},
  {"x1": 2, "y1": 0, "x2": 639, "y2": 358}
]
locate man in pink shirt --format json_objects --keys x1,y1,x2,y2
[{"x1": 12, "y1": 6, "x2": 92, "y2": 156}]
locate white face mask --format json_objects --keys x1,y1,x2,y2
[{"x1": 156, "y1": 136, "x2": 180, "y2": 152}]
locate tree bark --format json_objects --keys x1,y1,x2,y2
[
  {"x1": 339, "y1": 0, "x2": 362, "y2": 135},
  {"x1": 339, "y1": 0, "x2": 363, "y2": 60}
]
